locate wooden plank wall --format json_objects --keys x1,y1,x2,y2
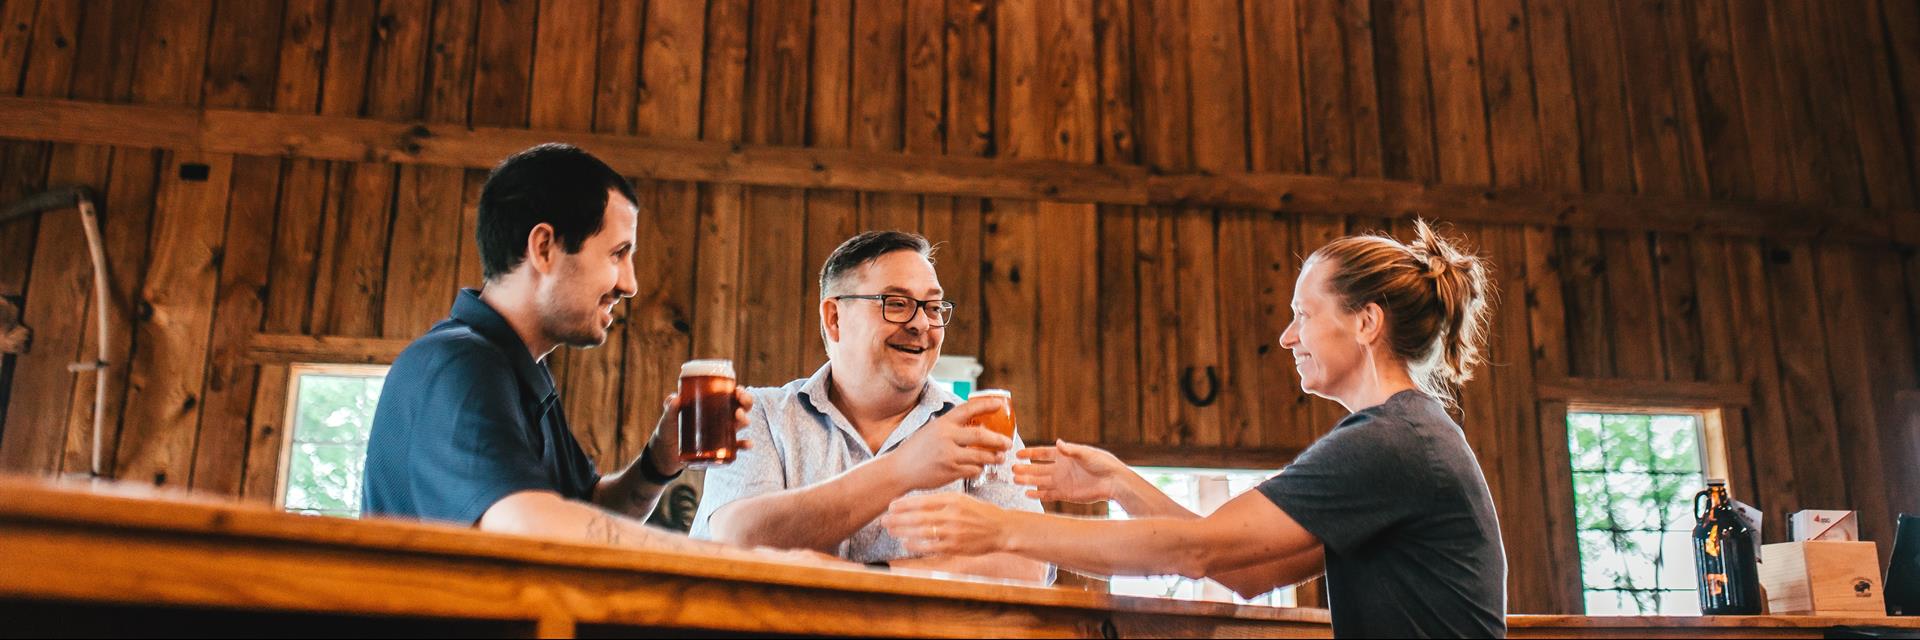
[{"x1": 1, "y1": 0, "x2": 1917, "y2": 615}]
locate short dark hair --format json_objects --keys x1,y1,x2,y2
[
  {"x1": 477, "y1": 143, "x2": 638, "y2": 281},
  {"x1": 819, "y1": 230, "x2": 933, "y2": 297}
]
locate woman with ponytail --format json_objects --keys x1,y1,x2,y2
[{"x1": 883, "y1": 220, "x2": 1506, "y2": 638}]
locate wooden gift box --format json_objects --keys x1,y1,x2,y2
[{"x1": 1758, "y1": 541, "x2": 1886, "y2": 615}]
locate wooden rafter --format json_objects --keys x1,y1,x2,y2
[{"x1": 0, "y1": 96, "x2": 1912, "y2": 246}]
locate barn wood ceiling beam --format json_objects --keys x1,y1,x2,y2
[{"x1": 2, "y1": 96, "x2": 1911, "y2": 246}]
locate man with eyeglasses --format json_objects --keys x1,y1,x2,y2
[{"x1": 690, "y1": 230, "x2": 1051, "y2": 582}]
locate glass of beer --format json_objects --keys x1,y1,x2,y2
[
  {"x1": 677, "y1": 359, "x2": 739, "y2": 468},
  {"x1": 968, "y1": 389, "x2": 1017, "y2": 485}
]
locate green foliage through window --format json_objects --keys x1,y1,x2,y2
[
  {"x1": 1567, "y1": 412, "x2": 1705, "y2": 615},
  {"x1": 282, "y1": 370, "x2": 386, "y2": 518}
]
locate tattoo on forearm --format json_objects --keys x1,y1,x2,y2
[
  {"x1": 602, "y1": 472, "x2": 664, "y2": 516},
  {"x1": 584, "y1": 512, "x2": 722, "y2": 555},
  {"x1": 585, "y1": 514, "x2": 624, "y2": 545}
]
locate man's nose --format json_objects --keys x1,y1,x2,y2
[
  {"x1": 615, "y1": 263, "x2": 638, "y2": 298},
  {"x1": 903, "y1": 306, "x2": 934, "y2": 333}
]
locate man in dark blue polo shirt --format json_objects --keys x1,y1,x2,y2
[{"x1": 362, "y1": 144, "x2": 771, "y2": 554}]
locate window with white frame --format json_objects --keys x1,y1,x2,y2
[
  {"x1": 1107, "y1": 467, "x2": 1298, "y2": 607},
  {"x1": 278, "y1": 364, "x2": 389, "y2": 518},
  {"x1": 1566, "y1": 407, "x2": 1730, "y2": 616}
]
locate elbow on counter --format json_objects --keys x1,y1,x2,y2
[
  {"x1": 475, "y1": 491, "x2": 558, "y2": 537},
  {"x1": 704, "y1": 505, "x2": 811, "y2": 552},
  {"x1": 701, "y1": 508, "x2": 752, "y2": 546}
]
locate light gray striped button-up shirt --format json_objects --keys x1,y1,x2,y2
[{"x1": 690, "y1": 363, "x2": 1043, "y2": 564}]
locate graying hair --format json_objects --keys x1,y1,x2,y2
[{"x1": 818, "y1": 230, "x2": 933, "y2": 298}]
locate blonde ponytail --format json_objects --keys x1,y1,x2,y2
[{"x1": 1406, "y1": 221, "x2": 1492, "y2": 396}]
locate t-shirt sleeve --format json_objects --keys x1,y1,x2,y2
[
  {"x1": 1255, "y1": 415, "x2": 1430, "y2": 555},
  {"x1": 407, "y1": 347, "x2": 556, "y2": 525},
  {"x1": 689, "y1": 389, "x2": 787, "y2": 539}
]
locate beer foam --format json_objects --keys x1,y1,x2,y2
[
  {"x1": 968, "y1": 388, "x2": 1012, "y2": 399},
  {"x1": 679, "y1": 359, "x2": 736, "y2": 379}
]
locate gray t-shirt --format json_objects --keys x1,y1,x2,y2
[{"x1": 1257, "y1": 390, "x2": 1507, "y2": 639}]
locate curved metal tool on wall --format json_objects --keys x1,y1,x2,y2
[{"x1": 1, "y1": 186, "x2": 112, "y2": 478}]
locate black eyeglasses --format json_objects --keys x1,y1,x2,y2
[{"x1": 833, "y1": 294, "x2": 957, "y2": 327}]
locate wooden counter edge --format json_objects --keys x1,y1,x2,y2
[
  {"x1": 13, "y1": 477, "x2": 1911, "y2": 635},
  {"x1": 0, "y1": 475, "x2": 1328, "y2": 626}
]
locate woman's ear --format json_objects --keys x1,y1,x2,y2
[{"x1": 1356, "y1": 301, "x2": 1386, "y2": 347}]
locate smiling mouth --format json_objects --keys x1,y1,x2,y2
[{"x1": 888, "y1": 344, "x2": 928, "y2": 355}]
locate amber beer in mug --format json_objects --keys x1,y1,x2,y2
[
  {"x1": 677, "y1": 359, "x2": 739, "y2": 467},
  {"x1": 968, "y1": 389, "x2": 1017, "y2": 484}
]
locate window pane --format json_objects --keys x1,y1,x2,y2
[
  {"x1": 1576, "y1": 472, "x2": 1670, "y2": 532},
  {"x1": 1585, "y1": 531, "x2": 1663, "y2": 591},
  {"x1": 1656, "y1": 590, "x2": 1702, "y2": 616},
  {"x1": 1584, "y1": 590, "x2": 1635, "y2": 616},
  {"x1": 1646, "y1": 472, "x2": 1702, "y2": 531},
  {"x1": 1578, "y1": 530, "x2": 1628, "y2": 590},
  {"x1": 1649, "y1": 416, "x2": 1701, "y2": 472},
  {"x1": 293, "y1": 375, "x2": 385, "y2": 444},
  {"x1": 282, "y1": 368, "x2": 386, "y2": 518},
  {"x1": 284, "y1": 442, "x2": 365, "y2": 513},
  {"x1": 1621, "y1": 531, "x2": 1670, "y2": 589},
  {"x1": 1569, "y1": 414, "x2": 1605, "y2": 471},
  {"x1": 1600, "y1": 414, "x2": 1653, "y2": 473},
  {"x1": 1659, "y1": 531, "x2": 1699, "y2": 592},
  {"x1": 1621, "y1": 590, "x2": 1663, "y2": 615},
  {"x1": 1573, "y1": 472, "x2": 1617, "y2": 531},
  {"x1": 1567, "y1": 411, "x2": 1713, "y2": 616}
]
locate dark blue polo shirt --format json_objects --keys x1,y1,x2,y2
[{"x1": 362, "y1": 289, "x2": 600, "y2": 525}]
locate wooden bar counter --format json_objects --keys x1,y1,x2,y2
[{"x1": 1, "y1": 476, "x2": 1915, "y2": 638}]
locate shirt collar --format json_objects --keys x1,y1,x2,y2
[
  {"x1": 796, "y1": 362, "x2": 961, "y2": 454},
  {"x1": 449, "y1": 288, "x2": 556, "y2": 403}
]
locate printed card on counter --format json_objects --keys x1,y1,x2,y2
[{"x1": 1790, "y1": 510, "x2": 1858, "y2": 542}]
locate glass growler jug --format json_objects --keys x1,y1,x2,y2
[{"x1": 1693, "y1": 479, "x2": 1761, "y2": 615}]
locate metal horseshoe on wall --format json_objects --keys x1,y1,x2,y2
[{"x1": 1179, "y1": 365, "x2": 1219, "y2": 407}]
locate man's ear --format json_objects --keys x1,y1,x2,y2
[
  {"x1": 525, "y1": 223, "x2": 557, "y2": 274},
  {"x1": 820, "y1": 297, "x2": 841, "y2": 344}
]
